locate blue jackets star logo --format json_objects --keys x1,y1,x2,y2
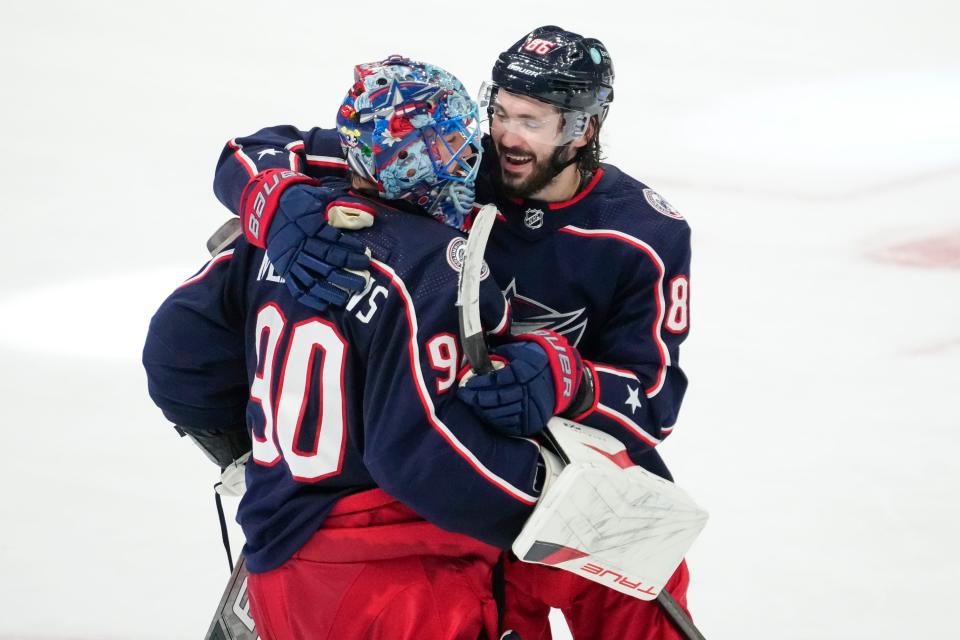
[
  {"x1": 625, "y1": 386, "x2": 642, "y2": 414},
  {"x1": 358, "y1": 81, "x2": 442, "y2": 124},
  {"x1": 257, "y1": 149, "x2": 283, "y2": 160}
]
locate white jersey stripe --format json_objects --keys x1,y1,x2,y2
[
  {"x1": 560, "y1": 225, "x2": 670, "y2": 397},
  {"x1": 489, "y1": 299, "x2": 511, "y2": 336},
  {"x1": 285, "y1": 140, "x2": 305, "y2": 171},
  {"x1": 370, "y1": 259, "x2": 538, "y2": 505},
  {"x1": 177, "y1": 249, "x2": 235, "y2": 289},
  {"x1": 595, "y1": 402, "x2": 660, "y2": 448},
  {"x1": 592, "y1": 363, "x2": 641, "y2": 383},
  {"x1": 228, "y1": 139, "x2": 258, "y2": 178},
  {"x1": 306, "y1": 154, "x2": 349, "y2": 168}
]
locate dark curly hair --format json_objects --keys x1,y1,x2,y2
[{"x1": 574, "y1": 115, "x2": 604, "y2": 173}]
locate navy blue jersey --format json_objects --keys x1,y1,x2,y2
[
  {"x1": 213, "y1": 127, "x2": 691, "y2": 476},
  {"x1": 143, "y1": 200, "x2": 538, "y2": 574},
  {"x1": 213, "y1": 126, "x2": 350, "y2": 214},
  {"x1": 478, "y1": 166, "x2": 690, "y2": 478}
]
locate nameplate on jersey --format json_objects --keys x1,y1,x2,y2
[{"x1": 256, "y1": 254, "x2": 285, "y2": 284}]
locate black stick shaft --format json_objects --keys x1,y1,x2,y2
[{"x1": 656, "y1": 589, "x2": 706, "y2": 640}]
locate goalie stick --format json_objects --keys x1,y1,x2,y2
[
  {"x1": 455, "y1": 205, "x2": 707, "y2": 640},
  {"x1": 456, "y1": 204, "x2": 499, "y2": 375},
  {"x1": 206, "y1": 217, "x2": 243, "y2": 256},
  {"x1": 201, "y1": 219, "x2": 260, "y2": 640},
  {"x1": 205, "y1": 556, "x2": 259, "y2": 640}
]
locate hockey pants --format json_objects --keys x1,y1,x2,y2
[
  {"x1": 501, "y1": 556, "x2": 692, "y2": 640},
  {"x1": 246, "y1": 488, "x2": 502, "y2": 640}
]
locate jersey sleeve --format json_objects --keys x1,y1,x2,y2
[
  {"x1": 359, "y1": 255, "x2": 539, "y2": 549},
  {"x1": 213, "y1": 125, "x2": 348, "y2": 214},
  {"x1": 574, "y1": 221, "x2": 691, "y2": 461},
  {"x1": 142, "y1": 243, "x2": 249, "y2": 433}
]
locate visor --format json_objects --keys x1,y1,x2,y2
[{"x1": 478, "y1": 81, "x2": 591, "y2": 146}]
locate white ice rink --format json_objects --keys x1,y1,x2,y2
[{"x1": 1, "y1": 1, "x2": 958, "y2": 638}]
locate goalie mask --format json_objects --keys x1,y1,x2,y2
[{"x1": 337, "y1": 56, "x2": 482, "y2": 231}]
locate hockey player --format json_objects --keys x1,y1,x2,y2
[
  {"x1": 143, "y1": 57, "x2": 567, "y2": 640},
  {"x1": 206, "y1": 27, "x2": 693, "y2": 640}
]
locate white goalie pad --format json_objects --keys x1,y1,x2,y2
[{"x1": 513, "y1": 418, "x2": 709, "y2": 601}]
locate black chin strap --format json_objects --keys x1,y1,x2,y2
[{"x1": 545, "y1": 147, "x2": 580, "y2": 182}]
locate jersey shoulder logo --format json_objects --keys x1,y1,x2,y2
[
  {"x1": 445, "y1": 237, "x2": 490, "y2": 279},
  {"x1": 642, "y1": 188, "x2": 684, "y2": 220}
]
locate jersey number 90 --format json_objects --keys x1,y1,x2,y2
[{"x1": 249, "y1": 304, "x2": 348, "y2": 482}]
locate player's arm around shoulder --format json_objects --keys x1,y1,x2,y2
[{"x1": 214, "y1": 125, "x2": 347, "y2": 214}]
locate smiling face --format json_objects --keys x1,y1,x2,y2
[{"x1": 489, "y1": 89, "x2": 592, "y2": 201}]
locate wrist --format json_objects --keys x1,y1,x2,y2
[
  {"x1": 515, "y1": 330, "x2": 583, "y2": 415},
  {"x1": 239, "y1": 169, "x2": 319, "y2": 248},
  {"x1": 561, "y1": 360, "x2": 597, "y2": 421}
]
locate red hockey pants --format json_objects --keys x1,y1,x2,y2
[
  {"x1": 246, "y1": 489, "x2": 502, "y2": 640},
  {"x1": 502, "y1": 556, "x2": 692, "y2": 640}
]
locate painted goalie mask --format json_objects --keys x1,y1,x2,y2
[{"x1": 336, "y1": 55, "x2": 482, "y2": 231}]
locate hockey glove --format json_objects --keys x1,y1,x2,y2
[
  {"x1": 175, "y1": 424, "x2": 251, "y2": 468},
  {"x1": 457, "y1": 330, "x2": 591, "y2": 437},
  {"x1": 240, "y1": 171, "x2": 375, "y2": 312}
]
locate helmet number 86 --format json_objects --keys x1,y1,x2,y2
[{"x1": 523, "y1": 39, "x2": 557, "y2": 55}]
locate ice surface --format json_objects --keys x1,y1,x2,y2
[{"x1": 1, "y1": 1, "x2": 957, "y2": 638}]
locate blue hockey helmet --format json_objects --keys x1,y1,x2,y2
[{"x1": 336, "y1": 56, "x2": 482, "y2": 231}]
